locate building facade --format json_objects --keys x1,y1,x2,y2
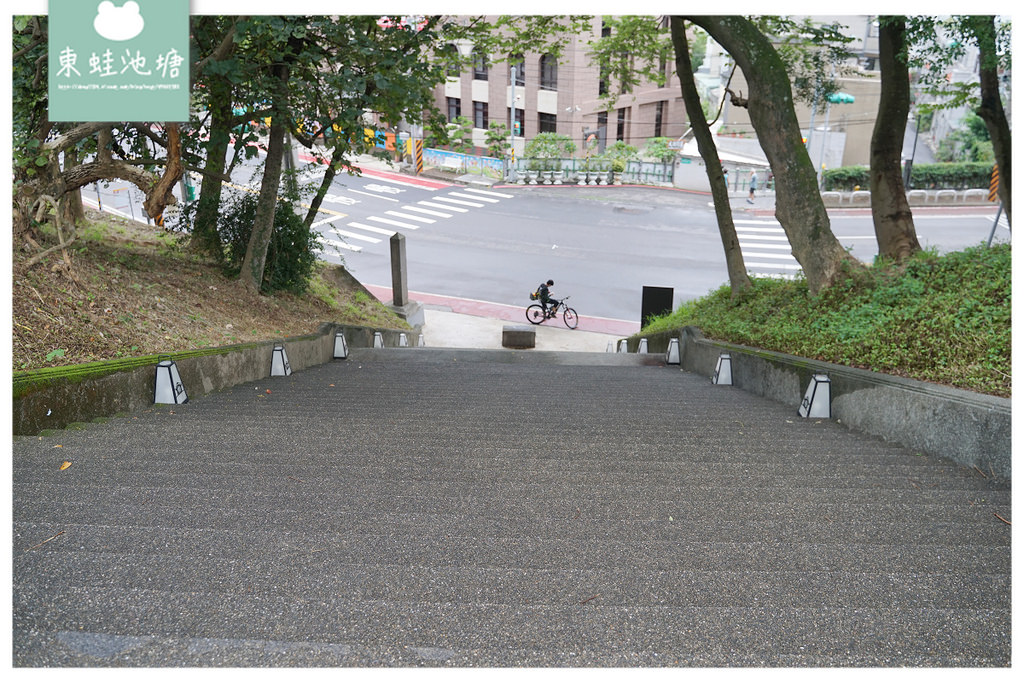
[
  {"x1": 431, "y1": 17, "x2": 691, "y2": 159},
  {"x1": 429, "y1": 16, "x2": 990, "y2": 172}
]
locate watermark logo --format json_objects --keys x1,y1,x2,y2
[
  {"x1": 93, "y1": 1, "x2": 145, "y2": 42},
  {"x1": 49, "y1": 0, "x2": 188, "y2": 122}
]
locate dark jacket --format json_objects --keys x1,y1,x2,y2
[{"x1": 538, "y1": 282, "x2": 552, "y2": 303}]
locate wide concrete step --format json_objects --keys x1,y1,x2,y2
[
  {"x1": 12, "y1": 354, "x2": 1010, "y2": 666},
  {"x1": 348, "y1": 346, "x2": 667, "y2": 365}
]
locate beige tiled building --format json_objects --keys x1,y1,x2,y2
[{"x1": 432, "y1": 17, "x2": 692, "y2": 158}]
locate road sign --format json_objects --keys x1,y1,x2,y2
[{"x1": 667, "y1": 140, "x2": 685, "y2": 150}]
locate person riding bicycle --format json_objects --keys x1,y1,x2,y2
[{"x1": 538, "y1": 279, "x2": 560, "y2": 318}]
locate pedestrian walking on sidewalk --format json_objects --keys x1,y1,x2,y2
[{"x1": 748, "y1": 171, "x2": 758, "y2": 204}]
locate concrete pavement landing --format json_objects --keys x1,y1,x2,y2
[{"x1": 366, "y1": 285, "x2": 638, "y2": 352}]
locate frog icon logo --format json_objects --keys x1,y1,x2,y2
[{"x1": 93, "y1": 1, "x2": 145, "y2": 42}]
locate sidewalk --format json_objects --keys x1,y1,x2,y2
[{"x1": 365, "y1": 285, "x2": 637, "y2": 352}]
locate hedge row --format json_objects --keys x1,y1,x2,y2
[{"x1": 822, "y1": 162, "x2": 995, "y2": 192}]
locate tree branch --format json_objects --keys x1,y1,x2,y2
[{"x1": 193, "y1": 16, "x2": 248, "y2": 76}]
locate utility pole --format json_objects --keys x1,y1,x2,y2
[{"x1": 508, "y1": 65, "x2": 516, "y2": 181}]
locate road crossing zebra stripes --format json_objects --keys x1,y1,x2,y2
[
  {"x1": 734, "y1": 219, "x2": 802, "y2": 276},
  {"x1": 313, "y1": 184, "x2": 515, "y2": 257}
]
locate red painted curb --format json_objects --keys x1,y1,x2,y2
[{"x1": 295, "y1": 151, "x2": 452, "y2": 190}]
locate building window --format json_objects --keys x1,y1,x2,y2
[
  {"x1": 617, "y1": 108, "x2": 627, "y2": 142},
  {"x1": 473, "y1": 101, "x2": 488, "y2": 129},
  {"x1": 599, "y1": 66, "x2": 609, "y2": 96},
  {"x1": 654, "y1": 101, "x2": 665, "y2": 138},
  {"x1": 443, "y1": 43, "x2": 460, "y2": 78},
  {"x1": 447, "y1": 97, "x2": 461, "y2": 122},
  {"x1": 509, "y1": 53, "x2": 525, "y2": 86},
  {"x1": 473, "y1": 49, "x2": 488, "y2": 81},
  {"x1": 540, "y1": 54, "x2": 558, "y2": 90},
  {"x1": 539, "y1": 112, "x2": 557, "y2": 134}
]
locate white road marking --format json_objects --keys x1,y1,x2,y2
[
  {"x1": 448, "y1": 191, "x2": 499, "y2": 203},
  {"x1": 462, "y1": 187, "x2": 515, "y2": 199},
  {"x1": 738, "y1": 241, "x2": 791, "y2": 250},
  {"x1": 317, "y1": 238, "x2": 361, "y2": 252},
  {"x1": 418, "y1": 201, "x2": 468, "y2": 213},
  {"x1": 746, "y1": 262, "x2": 803, "y2": 270},
  {"x1": 735, "y1": 226, "x2": 786, "y2": 233},
  {"x1": 385, "y1": 210, "x2": 435, "y2": 224},
  {"x1": 367, "y1": 215, "x2": 420, "y2": 230},
  {"x1": 347, "y1": 222, "x2": 397, "y2": 236},
  {"x1": 402, "y1": 205, "x2": 452, "y2": 218},
  {"x1": 348, "y1": 189, "x2": 400, "y2": 202},
  {"x1": 743, "y1": 252, "x2": 801, "y2": 260},
  {"x1": 328, "y1": 228, "x2": 380, "y2": 244},
  {"x1": 431, "y1": 196, "x2": 485, "y2": 208}
]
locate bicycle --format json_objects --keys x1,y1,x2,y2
[{"x1": 526, "y1": 296, "x2": 579, "y2": 329}]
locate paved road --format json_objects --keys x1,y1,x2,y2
[{"x1": 84, "y1": 151, "x2": 1007, "y2": 325}]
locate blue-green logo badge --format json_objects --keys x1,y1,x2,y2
[{"x1": 48, "y1": 1, "x2": 189, "y2": 122}]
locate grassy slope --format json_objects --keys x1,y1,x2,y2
[
  {"x1": 12, "y1": 211, "x2": 409, "y2": 373},
  {"x1": 640, "y1": 244, "x2": 1011, "y2": 397}
]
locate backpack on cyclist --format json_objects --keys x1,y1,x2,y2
[{"x1": 530, "y1": 289, "x2": 539, "y2": 301}]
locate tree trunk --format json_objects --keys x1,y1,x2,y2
[
  {"x1": 968, "y1": 16, "x2": 1011, "y2": 226},
  {"x1": 61, "y1": 145, "x2": 86, "y2": 226},
  {"x1": 191, "y1": 88, "x2": 234, "y2": 257},
  {"x1": 303, "y1": 158, "x2": 339, "y2": 227},
  {"x1": 670, "y1": 17, "x2": 751, "y2": 298},
  {"x1": 870, "y1": 17, "x2": 921, "y2": 261},
  {"x1": 239, "y1": 62, "x2": 290, "y2": 294},
  {"x1": 686, "y1": 16, "x2": 864, "y2": 294},
  {"x1": 142, "y1": 123, "x2": 182, "y2": 221}
]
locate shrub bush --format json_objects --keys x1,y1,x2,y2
[
  {"x1": 822, "y1": 162, "x2": 995, "y2": 192},
  {"x1": 218, "y1": 190, "x2": 322, "y2": 295},
  {"x1": 640, "y1": 244, "x2": 1011, "y2": 396}
]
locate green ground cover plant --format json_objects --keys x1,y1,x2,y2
[{"x1": 640, "y1": 244, "x2": 1011, "y2": 397}]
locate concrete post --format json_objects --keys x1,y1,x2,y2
[
  {"x1": 385, "y1": 232, "x2": 424, "y2": 328},
  {"x1": 390, "y1": 233, "x2": 408, "y2": 308}
]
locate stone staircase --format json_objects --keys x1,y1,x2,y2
[{"x1": 12, "y1": 348, "x2": 1011, "y2": 666}]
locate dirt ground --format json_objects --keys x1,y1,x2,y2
[{"x1": 12, "y1": 210, "x2": 406, "y2": 372}]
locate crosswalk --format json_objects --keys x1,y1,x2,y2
[
  {"x1": 314, "y1": 185, "x2": 514, "y2": 258},
  {"x1": 734, "y1": 219, "x2": 802, "y2": 277}
]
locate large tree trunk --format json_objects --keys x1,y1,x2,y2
[
  {"x1": 686, "y1": 16, "x2": 863, "y2": 294},
  {"x1": 142, "y1": 123, "x2": 183, "y2": 220},
  {"x1": 60, "y1": 145, "x2": 86, "y2": 226},
  {"x1": 189, "y1": 15, "x2": 245, "y2": 256},
  {"x1": 191, "y1": 88, "x2": 234, "y2": 258},
  {"x1": 239, "y1": 62, "x2": 290, "y2": 294},
  {"x1": 670, "y1": 17, "x2": 751, "y2": 298},
  {"x1": 968, "y1": 16, "x2": 1011, "y2": 226},
  {"x1": 870, "y1": 17, "x2": 921, "y2": 261}
]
